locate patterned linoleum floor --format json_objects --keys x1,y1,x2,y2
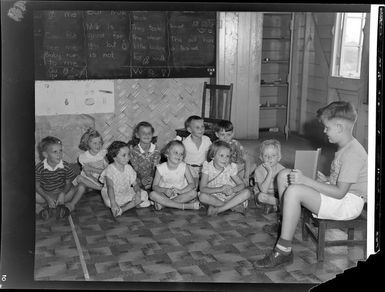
[{"x1": 35, "y1": 190, "x2": 366, "y2": 283}]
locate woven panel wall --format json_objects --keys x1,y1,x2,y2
[
  {"x1": 35, "y1": 78, "x2": 207, "y2": 163},
  {"x1": 97, "y1": 78, "x2": 207, "y2": 150}
]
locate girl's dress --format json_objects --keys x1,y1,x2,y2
[
  {"x1": 201, "y1": 160, "x2": 237, "y2": 202},
  {"x1": 78, "y1": 149, "x2": 108, "y2": 186},
  {"x1": 129, "y1": 143, "x2": 161, "y2": 190},
  {"x1": 156, "y1": 162, "x2": 188, "y2": 191},
  {"x1": 99, "y1": 164, "x2": 137, "y2": 207}
]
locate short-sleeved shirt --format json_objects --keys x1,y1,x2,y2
[
  {"x1": 78, "y1": 149, "x2": 108, "y2": 180},
  {"x1": 99, "y1": 164, "x2": 137, "y2": 206},
  {"x1": 183, "y1": 135, "x2": 212, "y2": 165},
  {"x1": 129, "y1": 143, "x2": 161, "y2": 189},
  {"x1": 156, "y1": 162, "x2": 188, "y2": 189},
  {"x1": 254, "y1": 163, "x2": 285, "y2": 194},
  {"x1": 329, "y1": 138, "x2": 367, "y2": 201},
  {"x1": 35, "y1": 159, "x2": 75, "y2": 192},
  {"x1": 229, "y1": 139, "x2": 246, "y2": 165},
  {"x1": 202, "y1": 160, "x2": 238, "y2": 188}
]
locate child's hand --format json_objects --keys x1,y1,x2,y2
[
  {"x1": 110, "y1": 201, "x2": 121, "y2": 217},
  {"x1": 165, "y1": 188, "x2": 174, "y2": 198},
  {"x1": 222, "y1": 185, "x2": 234, "y2": 196},
  {"x1": 46, "y1": 197, "x2": 56, "y2": 208},
  {"x1": 289, "y1": 169, "x2": 305, "y2": 185},
  {"x1": 262, "y1": 163, "x2": 273, "y2": 173},
  {"x1": 317, "y1": 171, "x2": 328, "y2": 183}
]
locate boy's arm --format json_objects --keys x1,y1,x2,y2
[
  {"x1": 36, "y1": 182, "x2": 56, "y2": 208},
  {"x1": 255, "y1": 167, "x2": 273, "y2": 193},
  {"x1": 62, "y1": 179, "x2": 74, "y2": 194}
]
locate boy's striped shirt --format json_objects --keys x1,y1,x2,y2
[{"x1": 35, "y1": 160, "x2": 75, "y2": 192}]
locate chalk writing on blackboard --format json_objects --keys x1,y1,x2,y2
[{"x1": 34, "y1": 11, "x2": 216, "y2": 80}]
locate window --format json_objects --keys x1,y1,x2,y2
[{"x1": 331, "y1": 13, "x2": 366, "y2": 79}]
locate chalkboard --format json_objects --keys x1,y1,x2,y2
[{"x1": 33, "y1": 11, "x2": 216, "y2": 80}]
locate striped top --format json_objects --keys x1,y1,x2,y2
[{"x1": 35, "y1": 159, "x2": 76, "y2": 192}]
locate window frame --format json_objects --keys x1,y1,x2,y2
[{"x1": 331, "y1": 12, "x2": 366, "y2": 79}]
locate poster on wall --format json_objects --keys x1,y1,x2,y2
[{"x1": 35, "y1": 80, "x2": 115, "y2": 116}]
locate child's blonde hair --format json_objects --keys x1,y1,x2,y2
[
  {"x1": 259, "y1": 139, "x2": 282, "y2": 161},
  {"x1": 78, "y1": 128, "x2": 103, "y2": 151},
  {"x1": 162, "y1": 140, "x2": 186, "y2": 159}
]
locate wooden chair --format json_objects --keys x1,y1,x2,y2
[
  {"x1": 302, "y1": 207, "x2": 367, "y2": 261},
  {"x1": 201, "y1": 82, "x2": 233, "y2": 125},
  {"x1": 175, "y1": 82, "x2": 233, "y2": 141},
  {"x1": 297, "y1": 149, "x2": 367, "y2": 261}
]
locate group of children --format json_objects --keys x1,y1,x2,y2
[{"x1": 35, "y1": 101, "x2": 367, "y2": 270}]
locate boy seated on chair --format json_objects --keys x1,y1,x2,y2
[{"x1": 254, "y1": 101, "x2": 367, "y2": 270}]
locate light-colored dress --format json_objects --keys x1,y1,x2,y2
[
  {"x1": 77, "y1": 149, "x2": 108, "y2": 186},
  {"x1": 157, "y1": 162, "x2": 188, "y2": 190},
  {"x1": 201, "y1": 160, "x2": 237, "y2": 202},
  {"x1": 99, "y1": 164, "x2": 137, "y2": 207}
]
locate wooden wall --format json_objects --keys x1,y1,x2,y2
[
  {"x1": 35, "y1": 78, "x2": 208, "y2": 163},
  {"x1": 290, "y1": 12, "x2": 369, "y2": 150},
  {"x1": 217, "y1": 12, "x2": 262, "y2": 139}
]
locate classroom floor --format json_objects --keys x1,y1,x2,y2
[{"x1": 34, "y1": 133, "x2": 366, "y2": 283}]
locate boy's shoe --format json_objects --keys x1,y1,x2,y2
[
  {"x1": 253, "y1": 248, "x2": 293, "y2": 270},
  {"x1": 39, "y1": 207, "x2": 52, "y2": 221},
  {"x1": 56, "y1": 204, "x2": 71, "y2": 219}
]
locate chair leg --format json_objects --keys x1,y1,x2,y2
[
  {"x1": 302, "y1": 209, "x2": 309, "y2": 241},
  {"x1": 317, "y1": 222, "x2": 326, "y2": 261},
  {"x1": 347, "y1": 228, "x2": 354, "y2": 240}
]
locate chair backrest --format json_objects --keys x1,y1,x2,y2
[
  {"x1": 201, "y1": 82, "x2": 233, "y2": 121},
  {"x1": 294, "y1": 148, "x2": 321, "y2": 179}
]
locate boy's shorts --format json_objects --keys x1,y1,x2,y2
[
  {"x1": 314, "y1": 192, "x2": 365, "y2": 220},
  {"x1": 102, "y1": 189, "x2": 150, "y2": 208}
]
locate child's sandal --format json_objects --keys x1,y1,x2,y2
[{"x1": 57, "y1": 204, "x2": 71, "y2": 219}]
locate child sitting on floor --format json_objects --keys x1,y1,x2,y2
[
  {"x1": 253, "y1": 139, "x2": 286, "y2": 214},
  {"x1": 214, "y1": 120, "x2": 252, "y2": 184},
  {"x1": 35, "y1": 136, "x2": 86, "y2": 220},
  {"x1": 150, "y1": 140, "x2": 200, "y2": 211},
  {"x1": 129, "y1": 121, "x2": 161, "y2": 192},
  {"x1": 67, "y1": 128, "x2": 108, "y2": 213},
  {"x1": 199, "y1": 140, "x2": 250, "y2": 216},
  {"x1": 182, "y1": 115, "x2": 212, "y2": 187},
  {"x1": 99, "y1": 141, "x2": 151, "y2": 218},
  {"x1": 254, "y1": 101, "x2": 367, "y2": 270}
]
